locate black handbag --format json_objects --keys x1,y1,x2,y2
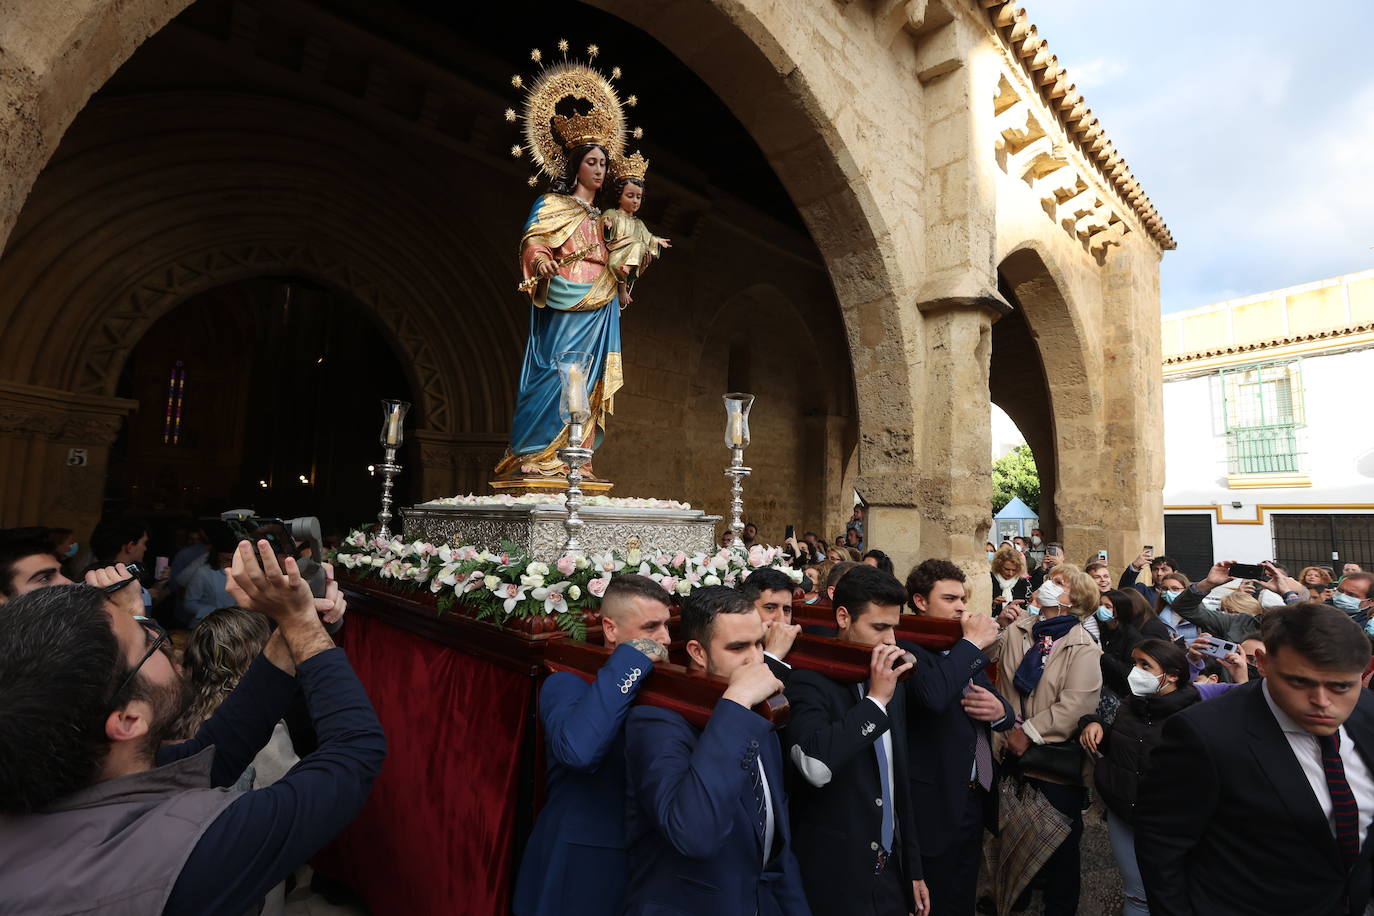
[
  {"x1": 1014, "y1": 695, "x2": 1085, "y2": 784},
  {"x1": 1016, "y1": 741, "x2": 1085, "y2": 784}
]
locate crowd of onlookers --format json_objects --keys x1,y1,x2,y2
[{"x1": 5, "y1": 508, "x2": 1374, "y2": 915}]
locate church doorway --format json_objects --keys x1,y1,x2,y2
[{"x1": 105, "y1": 277, "x2": 415, "y2": 536}]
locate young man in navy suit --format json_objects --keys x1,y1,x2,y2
[
  {"x1": 513, "y1": 574, "x2": 672, "y2": 916},
  {"x1": 741, "y1": 567, "x2": 802, "y2": 683},
  {"x1": 623, "y1": 586, "x2": 810, "y2": 916},
  {"x1": 785, "y1": 565, "x2": 928, "y2": 915},
  {"x1": 902, "y1": 559, "x2": 1011, "y2": 916},
  {"x1": 1136, "y1": 603, "x2": 1374, "y2": 916}
]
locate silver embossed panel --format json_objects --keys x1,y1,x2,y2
[{"x1": 400, "y1": 504, "x2": 721, "y2": 560}]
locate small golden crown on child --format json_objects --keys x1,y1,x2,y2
[
  {"x1": 551, "y1": 110, "x2": 617, "y2": 152},
  {"x1": 614, "y1": 151, "x2": 650, "y2": 182}
]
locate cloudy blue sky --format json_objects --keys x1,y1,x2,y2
[{"x1": 1024, "y1": 0, "x2": 1374, "y2": 313}]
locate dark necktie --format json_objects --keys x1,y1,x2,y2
[
  {"x1": 973, "y1": 725, "x2": 994, "y2": 791},
  {"x1": 861, "y1": 684, "x2": 895, "y2": 853},
  {"x1": 1317, "y1": 731, "x2": 1361, "y2": 864}
]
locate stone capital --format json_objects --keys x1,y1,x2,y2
[
  {"x1": 914, "y1": 282, "x2": 1012, "y2": 318},
  {"x1": 0, "y1": 380, "x2": 136, "y2": 444}
]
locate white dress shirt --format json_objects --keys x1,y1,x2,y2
[{"x1": 1262, "y1": 680, "x2": 1374, "y2": 845}]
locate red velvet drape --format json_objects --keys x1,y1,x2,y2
[{"x1": 314, "y1": 612, "x2": 532, "y2": 915}]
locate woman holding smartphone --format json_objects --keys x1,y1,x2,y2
[{"x1": 1078, "y1": 639, "x2": 1199, "y2": 916}]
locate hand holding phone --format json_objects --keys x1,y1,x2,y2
[
  {"x1": 1228, "y1": 562, "x2": 1268, "y2": 580},
  {"x1": 1197, "y1": 635, "x2": 1240, "y2": 660}
]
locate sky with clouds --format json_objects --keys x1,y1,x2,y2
[{"x1": 1023, "y1": 0, "x2": 1374, "y2": 314}]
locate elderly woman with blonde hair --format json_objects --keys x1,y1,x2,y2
[
  {"x1": 989, "y1": 543, "x2": 1031, "y2": 616},
  {"x1": 991, "y1": 564, "x2": 1103, "y2": 914}
]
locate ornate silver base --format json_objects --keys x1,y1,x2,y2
[{"x1": 401, "y1": 502, "x2": 721, "y2": 561}]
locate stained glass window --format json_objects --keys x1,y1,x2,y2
[{"x1": 163, "y1": 361, "x2": 186, "y2": 446}]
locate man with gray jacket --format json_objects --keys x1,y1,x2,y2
[{"x1": 0, "y1": 540, "x2": 385, "y2": 915}]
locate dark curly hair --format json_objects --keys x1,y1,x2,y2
[
  {"x1": 905, "y1": 558, "x2": 966, "y2": 609},
  {"x1": 0, "y1": 585, "x2": 127, "y2": 813}
]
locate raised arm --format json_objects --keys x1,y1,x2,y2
[
  {"x1": 541, "y1": 641, "x2": 660, "y2": 773},
  {"x1": 164, "y1": 541, "x2": 386, "y2": 915}
]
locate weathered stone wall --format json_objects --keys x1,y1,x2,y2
[
  {"x1": 0, "y1": 0, "x2": 1170, "y2": 605},
  {"x1": 0, "y1": 2, "x2": 854, "y2": 544}
]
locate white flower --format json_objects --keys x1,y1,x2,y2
[
  {"x1": 525, "y1": 561, "x2": 550, "y2": 577},
  {"x1": 531, "y1": 581, "x2": 571, "y2": 614},
  {"x1": 437, "y1": 545, "x2": 456, "y2": 564},
  {"x1": 704, "y1": 574, "x2": 721, "y2": 587},
  {"x1": 483, "y1": 574, "x2": 501, "y2": 591},
  {"x1": 626, "y1": 548, "x2": 643, "y2": 566},
  {"x1": 567, "y1": 584, "x2": 581, "y2": 601},
  {"x1": 493, "y1": 582, "x2": 528, "y2": 614},
  {"x1": 676, "y1": 579, "x2": 694, "y2": 597},
  {"x1": 709, "y1": 555, "x2": 729, "y2": 572},
  {"x1": 369, "y1": 556, "x2": 386, "y2": 568},
  {"x1": 437, "y1": 562, "x2": 462, "y2": 587},
  {"x1": 520, "y1": 573, "x2": 546, "y2": 590},
  {"x1": 575, "y1": 555, "x2": 591, "y2": 570}
]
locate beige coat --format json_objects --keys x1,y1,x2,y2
[{"x1": 992, "y1": 612, "x2": 1102, "y2": 781}]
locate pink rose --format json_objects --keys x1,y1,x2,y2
[
  {"x1": 588, "y1": 576, "x2": 610, "y2": 598},
  {"x1": 659, "y1": 576, "x2": 679, "y2": 594},
  {"x1": 672, "y1": 552, "x2": 688, "y2": 568},
  {"x1": 556, "y1": 555, "x2": 576, "y2": 576},
  {"x1": 748, "y1": 546, "x2": 767, "y2": 568}
]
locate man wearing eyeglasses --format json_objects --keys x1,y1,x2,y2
[{"x1": 0, "y1": 540, "x2": 386, "y2": 915}]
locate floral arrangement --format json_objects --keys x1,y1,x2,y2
[
  {"x1": 421, "y1": 493, "x2": 692, "y2": 511},
  {"x1": 332, "y1": 530, "x2": 801, "y2": 639}
]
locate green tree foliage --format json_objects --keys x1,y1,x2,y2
[{"x1": 992, "y1": 444, "x2": 1040, "y2": 515}]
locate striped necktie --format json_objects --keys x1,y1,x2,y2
[{"x1": 1317, "y1": 731, "x2": 1361, "y2": 864}]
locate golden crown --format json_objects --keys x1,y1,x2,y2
[
  {"x1": 506, "y1": 45, "x2": 643, "y2": 184},
  {"x1": 551, "y1": 108, "x2": 618, "y2": 152},
  {"x1": 613, "y1": 151, "x2": 649, "y2": 182}
]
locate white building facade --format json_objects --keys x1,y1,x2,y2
[{"x1": 1161, "y1": 269, "x2": 1374, "y2": 581}]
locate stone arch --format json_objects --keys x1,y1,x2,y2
[
  {"x1": 994, "y1": 241, "x2": 1104, "y2": 549},
  {"x1": 586, "y1": 0, "x2": 929, "y2": 506},
  {"x1": 684, "y1": 282, "x2": 857, "y2": 536},
  {"x1": 0, "y1": 90, "x2": 532, "y2": 438}
]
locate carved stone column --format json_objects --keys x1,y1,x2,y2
[
  {"x1": 862, "y1": 296, "x2": 1007, "y2": 614},
  {"x1": 0, "y1": 381, "x2": 136, "y2": 537}
]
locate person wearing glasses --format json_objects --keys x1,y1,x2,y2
[{"x1": 0, "y1": 540, "x2": 385, "y2": 915}]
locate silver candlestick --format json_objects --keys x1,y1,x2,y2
[
  {"x1": 722, "y1": 392, "x2": 755, "y2": 539},
  {"x1": 557, "y1": 420, "x2": 594, "y2": 557},
  {"x1": 377, "y1": 399, "x2": 411, "y2": 539},
  {"x1": 377, "y1": 447, "x2": 402, "y2": 539},
  {"x1": 725, "y1": 446, "x2": 752, "y2": 538},
  {"x1": 555, "y1": 351, "x2": 596, "y2": 557}
]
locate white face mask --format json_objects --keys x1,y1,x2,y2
[
  {"x1": 1127, "y1": 666, "x2": 1164, "y2": 697},
  {"x1": 1031, "y1": 536, "x2": 1043, "y2": 546},
  {"x1": 1036, "y1": 579, "x2": 1064, "y2": 608}
]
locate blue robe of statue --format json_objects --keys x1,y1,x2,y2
[{"x1": 495, "y1": 194, "x2": 622, "y2": 477}]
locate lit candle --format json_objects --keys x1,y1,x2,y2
[
  {"x1": 727, "y1": 412, "x2": 743, "y2": 447},
  {"x1": 567, "y1": 364, "x2": 590, "y2": 418},
  {"x1": 386, "y1": 409, "x2": 401, "y2": 445}
]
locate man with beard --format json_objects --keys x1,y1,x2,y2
[{"x1": 0, "y1": 540, "x2": 385, "y2": 915}]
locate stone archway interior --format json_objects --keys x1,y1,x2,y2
[{"x1": 108, "y1": 276, "x2": 415, "y2": 532}]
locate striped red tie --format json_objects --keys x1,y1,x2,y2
[{"x1": 1318, "y1": 731, "x2": 1361, "y2": 865}]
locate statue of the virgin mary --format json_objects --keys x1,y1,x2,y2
[{"x1": 493, "y1": 56, "x2": 634, "y2": 482}]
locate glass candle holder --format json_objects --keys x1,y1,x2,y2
[
  {"x1": 557, "y1": 351, "x2": 595, "y2": 427},
  {"x1": 723, "y1": 392, "x2": 755, "y2": 449},
  {"x1": 380, "y1": 399, "x2": 411, "y2": 447}
]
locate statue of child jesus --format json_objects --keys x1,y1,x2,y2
[{"x1": 600, "y1": 154, "x2": 670, "y2": 307}]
